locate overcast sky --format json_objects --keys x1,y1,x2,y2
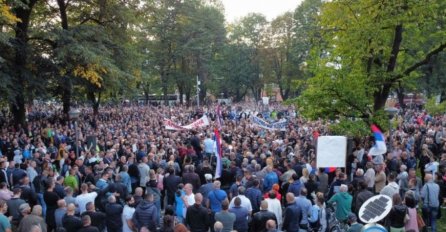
[{"x1": 222, "y1": 0, "x2": 304, "y2": 23}]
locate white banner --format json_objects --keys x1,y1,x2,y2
[
  {"x1": 164, "y1": 115, "x2": 210, "y2": 130},
  {"x1": 316, "y1": 136, "x2": 347, "y2": 168}
]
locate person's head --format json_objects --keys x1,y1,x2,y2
[
  {"x1": 205, "y1": 174, "x2": 213, "y2": 183},
  {"x1": 266, "y1": 219, "x2": 276, "y2": 231},
  {"x1": 213, "y1": 180, "x2": 221, "y2": 189},
  {"x1": 67, "y1": 203, "x2": 76, "y2": 215},
  {"x1": 339, "y1": 184, "x2": 348, "y2": 193},
  {"x1": 300, "y1": 187, "x2": 308, "y2": 197},
  {"x1": 253, "y1": 179, "x2": 260, "y2": 187},
  {"x1": 184, "y1": 183, "x2": 193, "y2": 194},
  {"x1": 316, "y1": 192, "x2": 325, "y2": 205},
  {"x1": 145, "y1": 192, "x2": 154, "y2": 202},
  {"x1": 392, "y1": 193, "x2": 402, "y2": 205},
  {"x1": 221, "y1": 199, "x2": 229, "y2": 211},
  {"x1": 260, "y1": 200, "x2": 268, "y2": 210},
  {"x1": 140, "y1": 227, "x2": 150, "y2": 232},
  {"x1": 234, "y1": 197, "x2": 241, "y2": 207},
  {"x1": 80, "y1": 183, "x2": 89, "y2": 193},
  {"x1": 86, "y1": 202, "x2": 95, "y2": 212},
  {"x1": 0, "y1": 200, "x2": 7, "y2": 213},
  {"x1": 135, "y1": 187, "x2": 143, "y2": 196},
  {"x1": 108, "y1": 195, "x2": 116, "y2": 204},
  {"x1": 347, "y1": 212, "x2": 357, "y2": 224},
  {"x1": 31, "y1": 205, "x2": 42, "y2": 216},
  {"x1": 291, "y1": 173, "x2": 299, "y2": 181},
  {"x1": 56, "y1": 175, "x2": 64, "y2": 184},
  {"x1": 30, "y1": 225, "x2": 42, "y2": 232},
  {"x1": 238, "y1": 186, "x2": 246, "y2": 195},
  {"x1": 194, "y1": 193, "x2": 203, "y2": 204},
  {"x1": 19, "y1": 203, "x2": 31, "y2": 215},
  {"x1": 214, "y1": 221, "x2": 223, "y2": 232},
  {"x1": 388, "y1": 172, "x2": 396, "y2": 182},
  {"x1": 57, "y1": 199, "x2": 66, "y2": 208},
  {"x1": 13, "y1": 187, "x2": 21, "y2": 197},
  {"x1": 286, "y1": 192, "x2": 295, "y2": 204},
  {"x1": 425, "y1": 173, "x2": 433, "y2": 182},
  {"x1": 125, "y1": 195, "x2": 135, "y2": 206},
  {"x1": 65, "y1": 187, "x2": 73, "y2": 196},
  {"x1": 268, "y1": 190, "x2": 276, "y2": 199},
  {"x1": 356, "y1": 168, "x2": 364, "y2": 176},
  {"x1": 82, "y1": 215, "x2": 91, "y2": 227}
]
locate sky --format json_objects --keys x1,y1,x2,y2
[{"x1": 222, "y1": 0, "x2": 304, "y2": 23}]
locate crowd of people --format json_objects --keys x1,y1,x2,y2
[{"x1": 0, "y1": 102, "x2": 444, "y2": 232}]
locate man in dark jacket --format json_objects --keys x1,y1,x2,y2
[
  {"x1": 354, "y1": 181, "x2": 374, "y2": 215},
  {"x1": 163, "y1": 167, "x2": 182, "y2": 205},
  {"x1": 81, "y1": 202, "x2": 106, "y2": 232},
  {"x1": 62, "y1": 203, "x2": 82, "y2": 232},
  {"x1": 282, "y1": 193, "x2": 301, "y2": 232},
  {"x1": 182, "y1": 165, "x2": 201, "y2": 193},
  {"x1": 185, "y1": 193, "x2": 210, "y2": 232},
  {"x1": 132, "y1": 192, "x2": 158, "y2": 232},
  {"x1": 245, "y1": 179, "x2": 262, "y2": 214},
  {"x1": 287, "y1": 174, "x2": 302, "y2": 196},
  {"x1": 105, "y1": 195, "x2": 123, "y2": 232},
  {"x1": 250, "y1": 201, "x2": 277, "y2": 232}
]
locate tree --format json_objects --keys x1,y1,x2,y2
[{"x1": 298, "y1": 0, "x2": 446, "y2": 130}]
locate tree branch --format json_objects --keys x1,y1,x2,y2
[
  {"x1": 398, "y1": 42, "x2": 446, "y2": 78},
  {"x1": 28, "y1": 36, "x2": 57, "y2": 48}
]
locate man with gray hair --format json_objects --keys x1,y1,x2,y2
[
  {"x1": 17, "y1": 205, "x2": 46, "y2": 232},
  {"x1": 228, "y1": 186, "x2": 252, "y2": 215},
  {"x1": 421, "y1": 173, "x2": 440, "y2": 232},
  {"x1": 327, "y1": 184, "x2": 352, "y2": 221}
]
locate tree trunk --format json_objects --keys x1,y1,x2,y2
[
  {"x1": 396, "y1": 85, "x2": 405, "y2": 109},
  {"x1": 11, "y1": 0, "x2": 39, "y2": 127},
  {"x1": 62, "y1": 78, "x2": 72, "y2": 117}
]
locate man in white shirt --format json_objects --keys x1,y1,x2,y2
[
  {"x1": 364, "y1": 162, "x2": 375, "y2": 190},
  {"x1": 122, "y1": 196, "x2": 135, "y2": 232},
  {"x1": 182, "y1": 183, "x2": 195, "y2": 218},
  {"x1": 75, "y1": 183, "x2": 98, "y2": 214},
  {"x1": 380, "y1": 172, "x2": 400, "y2": 198},
  {"x1": 265, "y1": 190, "x2": 282, "y2": 227},
  {"x1": 229, "y1": 186, "x2": 252, "y2": 215},
  {"x1": 138, "y1": 156, "x2": 151, "y2": 192}
]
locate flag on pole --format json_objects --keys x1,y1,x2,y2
[
  {"x1": 369, "y1": 124, "x2": 387, "y2": 156},
  {"x1": 213, "y1": 128, "x2": 222, "y2": 179}
]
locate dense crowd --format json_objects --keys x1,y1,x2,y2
[{"x1": 0, "y1": 103, "x2": 444, "y2": 232}]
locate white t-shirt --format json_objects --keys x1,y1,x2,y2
[
  {"x1": 229, "y1": 195, "x2": 252, "y2": 213},
  {"x1": 122, "y1": 205, "x2": 135, "y2": 232},
  {"x1": 75, "y1": 192, "x2": 98, "y2": 214}
]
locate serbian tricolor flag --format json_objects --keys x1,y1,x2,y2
[
  {"x1": 369, "y1": 124, "x2": 387, "y2": 156},
  {"x1": 213, "y1": 128, "x2": 223, "y2": 179}
]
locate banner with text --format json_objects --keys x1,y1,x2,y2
[
  {"x1": 251, "y1": 116, "x2": 287, "y2": 131},
  {"x1": 164, "y1": 115, "x2": 210, "y2": 130}
]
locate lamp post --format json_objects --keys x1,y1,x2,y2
[
  {"x1": 196, "y1": 75, "x2": 200, "y2": 108},
  {"x1": 69, "y1": 108, "x2": 81, "y2": 158},
  {"x1": 385, "y1": 107, "x2": 398, "y2": 152}
]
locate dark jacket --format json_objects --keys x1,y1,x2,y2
[
  {"x1": 246, "y1": 187, "x2": 262, "y2": 213},
  {"x1": 388, "y1": 204, "x2": 408, "y2": 228},
  {"x1": 81, "y1": 211, "x2": 106, "y2": 232},
  {"x1": 78, "y1": 225, "x2": 100, "y2": 232},
  {"x1": 182, "y1": 172, "x2": 201, "y2": 192},
  {"x1": 251, "y1": 210, "x2": 277, "y2": 232},
  {"x1": 287, "y1": 180, "x2": 302, "y2": 196},
  {"x1": 355, "y1": 189, "x2": 374, "y2": 214},
  {"x1": 132, "y1": 200, "x2": 158, "y2": 231},
  {"x1": 282, "y1": 202, "x2": 301, "y2": 232},
  {"x1": 185, "y1": 203, "x2": 210, "y2": 232},
  {"x1": 164, "y1": 174, "x2": 182, "y2": 197},
  {"x1": 62, "y1": 215, "x2": 82, "y2": 232},
  {"x1": 105, "y1": 203, "x2": 123, "y2": 232}
]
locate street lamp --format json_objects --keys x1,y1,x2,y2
[
  {"x1": 385, "y1": 107, "x2": 398, "y2": 152},
  {"x1": 69, "y1": 108, "x2": 81, "y2": 158}
]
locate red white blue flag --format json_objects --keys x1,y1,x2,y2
[
  {"x1": 213, "y1": 128, "x2": 222, "y2": 179},
  {"x1": 369, "y1": 124, "x2": 387, "y2": 156}
]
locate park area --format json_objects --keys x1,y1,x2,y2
[{"x1": 1, "y1": 0, "x2": 446, "y2": 232}]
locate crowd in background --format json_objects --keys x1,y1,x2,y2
[{"x1": 0, "y1": 102, "x2": 444, "y2": 232}]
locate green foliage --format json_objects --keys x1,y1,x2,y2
[
  {"x1": 297, "y1": 0, "x2": 446, "y2": 125},
  {"x1": 425, "y1": 97, "x2": 446, "y2": 115}
]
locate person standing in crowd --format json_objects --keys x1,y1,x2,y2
[
  {"x1": 380, "y1": 172, "x2": 400, "y2": 198},
  {"x1": 62, "y1": 203, "x2": 82, "y2": 232},
  {"x1": 183, "y1": 165, "x2": 201, "y2": 193},
  {"x1": 386, "y1": 194, "x2": 408, "y2": 232},
  {"x1": 354, "y1": 181, "x2": 374, "y2": 215},
  {"x1": 263, "y1": 166, "x2": 278, "y2": 192},
  {"x1": 76, "y1": 183, "x2": 98, "y2": 214},
  {"x1": 43, "y1": 177, "x2": 59, "y2": 232},
  {"x1": 251, "y1": 201, "x2": 277, "y2": 232},
  {"x1": 81, "y1": 202, "x2": 106, "y2": 232},
  {"x1": 199, "y1": 174, "x2": 214, "y2": 205},
  {"x1": 54, "y1": 199, "x2": 67, "y2": 229},
  {"x1": 78, "y1": 215, "x2": 100, "y2": 232},
  {"x1": 122, "y1": 196, "x2": 135, "y2": 232},
  {"x1": 132, "y1": 192, "x2": 158, "y2": 232},
  {"x1": 420, "y1": 173, "x2": 440, "y2": 232},
  {"x1": 245, "y1": 179, "x2": 262, "y2": 214},
  {"x1": 185, "y1": 193, "x2": 210, "y2": 232},
  {"x1": 346, "y1": 212, "x2": 363, "y2": 232},
  {"x1": 282, "y1": 193, "x2": 301, "y2": 232},
  {"x1": 164, "y1": 167, "x2": 182, "y2": 206},
  {"x1": 214, "y1": 200, "x2": 236, "y2": 232},
  {"x1": 295, "y1": 188, "x2": 312, "y2": 231},
  {"x1": 17, "y1": 205, "x2": 46, "y2": 232},
  {"x1": 327, "y1": 184, "x2": 352, "y2": 222},
  {"x1": 265, "y1": 190, "x2": 282, "y2": 227},
  {"x1": 0, "y1": 200, "x2": 11, "y2": 232},
  {"x1": 138, "y1": 156, "x2": 150, "y2": 193},
  {"x1": 229, "y1": 197, "x2": 249, "y2": 232},
  {"x1": 105, "y1": 195, "x2": 123, "y2": 232},
  {"x1": 229, "y1": 186, "x2": 252, "y2": 215},
  {"x1": 208, "y1": 180, "x2": 228, "y2": 214},
  {"x1": 287, "y1": 174, "x2": 302, "y2": 196}
]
